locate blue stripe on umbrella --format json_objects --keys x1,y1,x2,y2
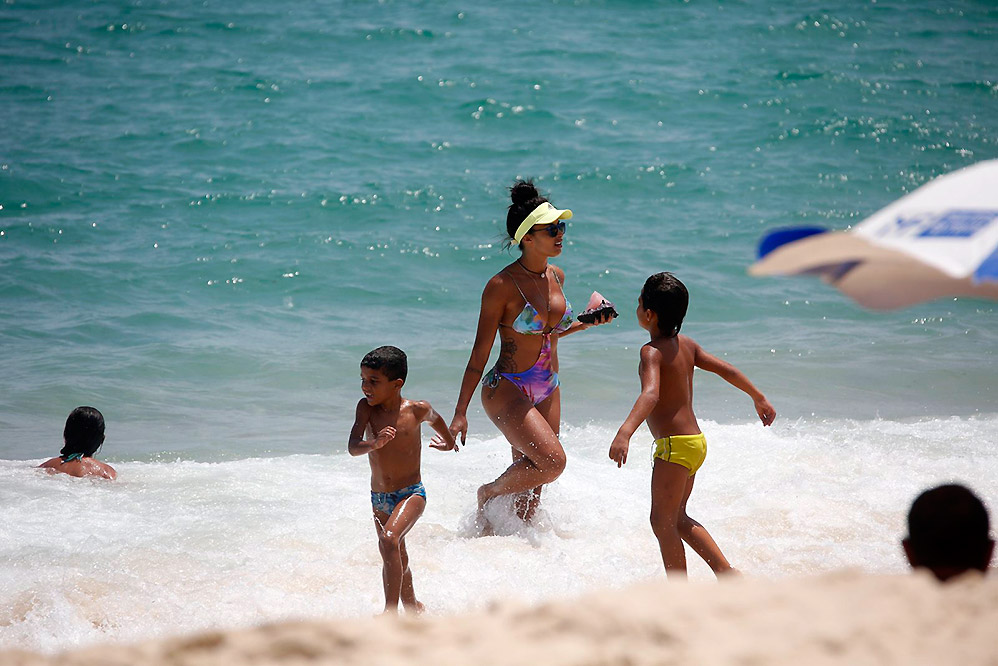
[
  {"x1": 757, "y1": 226, "x2": 828, "y2": 259},
  {"x1": 974, "y1": 247, "x2": 998, "y2": 283}
]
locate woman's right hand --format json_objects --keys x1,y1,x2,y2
[{"x1": 449, "y1": 413, "x2": 468, "y2": 446}]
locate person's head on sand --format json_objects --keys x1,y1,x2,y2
[
  {"x1": 62, "y1": 406, "x2": 105, "y2": 459},
  {"x1": 638, "y1": 272, "x2": 689, "y2": 338},
  {"x1": 360, "y1": 346, "x2": 407, "y2": 407},
  {"x1": 504, "y1": 180, "x2": 571, "y2": 255},
  {"x1": 903, "y1": 483, "x2": 994, "y2": 582}
]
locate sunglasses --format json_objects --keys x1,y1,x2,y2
[{"x1": 530, "y1": 220, "x2": 567, "y2": 237}]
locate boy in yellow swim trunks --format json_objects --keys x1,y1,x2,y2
[{"x1": 609, "y1": 273, "x2": 775, "y2": 579}]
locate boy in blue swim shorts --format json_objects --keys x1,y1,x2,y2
[
  {"x1": 348, "y1": 346, "x2": 458, "y2": 614},
  {"x1": 609, "y1": 273, "x2": 776, "y2": 579}
]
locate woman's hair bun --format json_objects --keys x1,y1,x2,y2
[{"x1": 509, "y1": 180, "x2": 540, "y2": 206}]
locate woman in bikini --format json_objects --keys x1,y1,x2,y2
[{"x1": 449, "y1": 181, "x2": 611, "y2": 528}]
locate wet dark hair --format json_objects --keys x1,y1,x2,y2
[
  {"x1": 907, "y1": 484, "x2": 992, "y2": 571},
  {"x1": 640, "y1": 272, "x2": 689, "y2": 338},
  {"x1": 361, "y1": 345, "x2": 408, "y2": 382},
  {"x1": 61, "y1": 406, "x2": 105, "y2": 458},
  {"x1": 504, "y1": 179, "x2": 549, "y2": 248}
]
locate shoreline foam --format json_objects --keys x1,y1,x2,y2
[{"x1": 4, "y1": 570, "x2": 995, "y2": 666}]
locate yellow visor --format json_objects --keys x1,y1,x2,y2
[{"x1": 513, "y1": 202, "x2": 573, "y2": 243}]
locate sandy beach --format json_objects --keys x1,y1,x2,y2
[{"x1": 3, "y1": 570, "x2": 995, "y2": 666}]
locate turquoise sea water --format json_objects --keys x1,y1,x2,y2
[
  {"x1": 2, "y1": 0, "x2": 996, "y2": 459},
  {"x1": 1, "y1": 0, "x2": 997, "y2": 652}
]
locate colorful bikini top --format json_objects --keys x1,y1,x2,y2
[{"x1": 504, "y1": 272, "x2": 573, "y2": 335}]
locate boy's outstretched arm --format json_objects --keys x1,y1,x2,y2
[
  {"x1": 418, "y1": 401, "x2": 459, "y2": 452},
  {"x1": 347, "y1": 399, "x2": 396, "y2": 455},
  {"x1": 609, "y1": 345, "x2": 662, "y2": 467},
  {"x1": 693, "y1": 344, "x2": 776, "y2": 426}
]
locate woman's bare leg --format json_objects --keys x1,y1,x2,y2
[
  {"x1": 509, "y1": 458, "x2": 543, "y2": 522},
  {"x1": 480, "y1": 382, "x2": 566, "y2": 517},
  {"x1": 511, "y1": 387, "x2": 561, "y2": 522}
]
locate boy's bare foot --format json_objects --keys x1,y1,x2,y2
[
  {"x1": 403, "y1": 600, "x2": 425, "y2": 615},
  {"x1": 717, "y1": 567, "x2": 742, "y2": 579}
]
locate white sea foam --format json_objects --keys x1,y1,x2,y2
[{"x1": 1, "y1": 414, "x2": 995, "y2": 653}]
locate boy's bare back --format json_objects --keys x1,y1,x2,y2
[
  {"x1": 643, "y1": 333, "x2": 776, "y2": 440},
  {"x1": 642, "y1": 334, "x2": 701, "y2": 439}
]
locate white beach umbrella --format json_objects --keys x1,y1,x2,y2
[{"x1": 748, "y1": 160, "x2": 998, "y2": 310}]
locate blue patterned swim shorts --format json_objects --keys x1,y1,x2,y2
[{"x1": 371, "y1": 481, "x2": 426, "y2": 515}]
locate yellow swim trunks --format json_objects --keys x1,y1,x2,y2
[{"x1": 652, "y1": 433, "x2": 707, "y2": 476}]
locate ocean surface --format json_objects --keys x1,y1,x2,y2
[{"x1": 2, "y1": 0, "x2": 996, "y2": 654}]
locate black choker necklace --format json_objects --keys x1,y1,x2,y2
[{"x1": 517, "y1": 258, "x2": 546, "y2": 277}]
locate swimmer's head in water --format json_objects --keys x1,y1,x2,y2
[{"x1": 61, "y1": 406, "x2": 105, "y2": 458}]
